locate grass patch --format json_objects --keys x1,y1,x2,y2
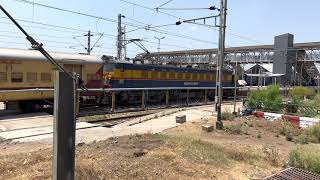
[
  {"x1": 161, "y1": 135, "x2": 280, "y2": 168},
  {"x1": 294, "y1": 123, "x2": 320, "y2": 144},
  {"x1": 288, "y1": 146, "x2": 320, "y2": 173},
  {"x1": 221, "y1": 111, "x2": 236, "y2": 121},
  {"x1": 223, "y1": 124, "x2": 249, "y2": 135},
  {"x1": 162, "y1": 135, "x2": 230, "y2": 166},
  {"x1": 306, "y1": 123, "x2": 320, "y2": 143},
  {"x1": 276, "y1": 121, "x2": 301, "y2": 141}
]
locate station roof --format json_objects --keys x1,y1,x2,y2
[
  {"x1": 0, "y1": 48, "x2": 104, "y2": 64},
  {"x1": 139, "y1": 42, "x2": 320, "y2": 57}
]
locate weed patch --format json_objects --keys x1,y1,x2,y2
[
  {"x1": 162, "y1": 135, "x2": 230, "y2": 166},
  {"x1": 288, "y1": 146, "x2": 320, "y2": 173},
  {"x1": 224, "y1": 124, "x2": 248, "y2": 135},
  {"x1": 221, "y1": 111, "x2": 236, "y2": 121}
]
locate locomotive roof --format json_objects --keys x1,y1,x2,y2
[{"x1": 0, "y1": 48, "x2": 103, "y2": 64}]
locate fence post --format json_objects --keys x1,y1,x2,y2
[{"x1": 53, "y1": 71, "x2": 76, "y2": 180}]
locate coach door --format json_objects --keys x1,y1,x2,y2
[{"x1": 64, "y1": 64, "x2": 82, "y2": 78}]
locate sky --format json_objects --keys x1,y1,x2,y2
[{"x1": 0, "y1": 0, "x2": 319, "y2": 58}]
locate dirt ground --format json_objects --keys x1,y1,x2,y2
[{"x1": 0, "y1": 114, "x2": 312, "y2": 180}]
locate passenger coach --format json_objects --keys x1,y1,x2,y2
[{"x1": 0, "y1": 48, "x2": 104, "y2": 111}]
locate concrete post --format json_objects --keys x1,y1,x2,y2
[
  {"x1": 53, "y1": 71, "x2": 76, "y2": 180},
  {"x1": 111, "y1": 91, "x2": 116, "y2": 113}
]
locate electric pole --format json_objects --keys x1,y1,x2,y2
[
  {"x1": 84, "y1": 30, "x2": 93, "y2": 55},
  {"x1": 117, "y1": 14, "x2": 125, "y2": 60},
  {"x1": 215, "y1": 0, "x2": 227, "y2": 129},
  {"x1": 154, "y1": 36, "x2": 165, "y2": 62},
  {"x1": 123, "y1": 26, "x2": 127, "y2": 60}
]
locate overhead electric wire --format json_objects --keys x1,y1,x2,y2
[
  {"x1": 157, "y1": 7, "x2": 213, "y2": 10},
  {"x1": 185, "y1": 21, "x2": 264, "y2": 44},
  {"x1": 12, "y1": 0, "x2": 220, "y2": 46},
  {"x1": 119, "y1": 0, "x2": 265, "y2": 45},
  {"x1": 119, "y1": 0, "x2": 180, "y2": 19},
  {"x1": 0, "y1": 34, "x2": 86, "y2": 46},
  {"x1": 13, "y1": 0, "x2": 144, "y2": 29}
]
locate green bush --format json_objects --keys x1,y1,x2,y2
[
  {"x1": 247, "y1": 85, "x2": 283, "y2": 112},
  {"x1": 289, "y1": 86, "x2": 315, "y2": 99},
  {"x1": 247, "y1": 90, "x2": 265, "y2": 109},
  {"x1": 263, "y1": 85, "x2": 283, "y2": 112},
  {"x1": 308, "y1": 94, "x2": 320, "y2": 110},
  {"x1": 287, "y1": 96, "x2": 301, "y2": 113},
  {"x1": 288, "y1": 146, "x2": 320, "y2": 173}
]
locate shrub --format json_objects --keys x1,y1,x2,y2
[
  {"x1": 308, "y1": 94, "x2": 320, "y2": 110},
  {"x1": 288, "y1": 146, "x2": 320, "y2": 173},
  {"x1": 263, "y1": 85, "x2": 283, "y2": 112},
  {"x1": 295, "y1": 134, "x2": 309, "y2": 144},
  {"x1": 287, "y1": 96, "x2": 301, "y2": 114},
  {"x1": 221, "y1": 111, "x2": 236, "y2": 121},
  {"x1": 247, "y1": 90, "x2": 265, "y2": 109},
  {"x1": 262, "y1": 146, "x2": 280, "y2": 166},
  {"x1": 247, "y1": 85, "x2": 283, "y2": 112},
  {"x1": 289, "y1": 86, "x2": 315, "y2": 99},
  {"x1": 306, "y1": 123, "x2": 320, "y2": 143},
  {"x1": 224, "y1": 124, "x2": 248, "y2": 135}
]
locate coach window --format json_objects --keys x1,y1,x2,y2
[
  {"x1": 177, "y1": 72, "x2": 183, "y2": 80},
  {"x1": 41, "y1": 73, "x2": 51, "y2": 82},
  {"x1": 27, "y1": 72, "x2": 37, "y2": 82},
  {"x1": 0, "y1": 72, "x2": 7, "y2": 82},
  {"x1": 11, "y1": 72, "x2": 23, "y2": 82}
]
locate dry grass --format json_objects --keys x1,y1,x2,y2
[{"x1": 288, "y1": 145, "x2": 320, "y2": 173}]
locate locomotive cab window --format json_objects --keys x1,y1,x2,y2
[{"x1": 11, "y1": 72, "x2": 23, "y2": 82}]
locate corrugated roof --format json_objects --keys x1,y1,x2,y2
[{"x1": 0, "y1": 48, "x2": 104, "y2": 64}]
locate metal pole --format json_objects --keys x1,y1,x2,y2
[
  {"x1": 86, "y1": 30, "x2": 91, "y2": 55},
  {"x1": 154, "y1": 36, "x2": 165, "y2": 62},
  {"x1": 123, "y1": 26, "x2": 127, "y2": 60},
  {"x1": 317, "y1": 75, "x2": 320, "y2": 93},
  {"x1": 233, "y1": 57, "x2": 237, "y2": 114},
  {"x1": 53, "y1": 71, "x2": 76, "y2": 180},
  {"x1": 117, "y1": 14, "x2": 123, "y2": 60},
  {"x1": 216, "y1": 0, "x2": 227, "y2": 129}
]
